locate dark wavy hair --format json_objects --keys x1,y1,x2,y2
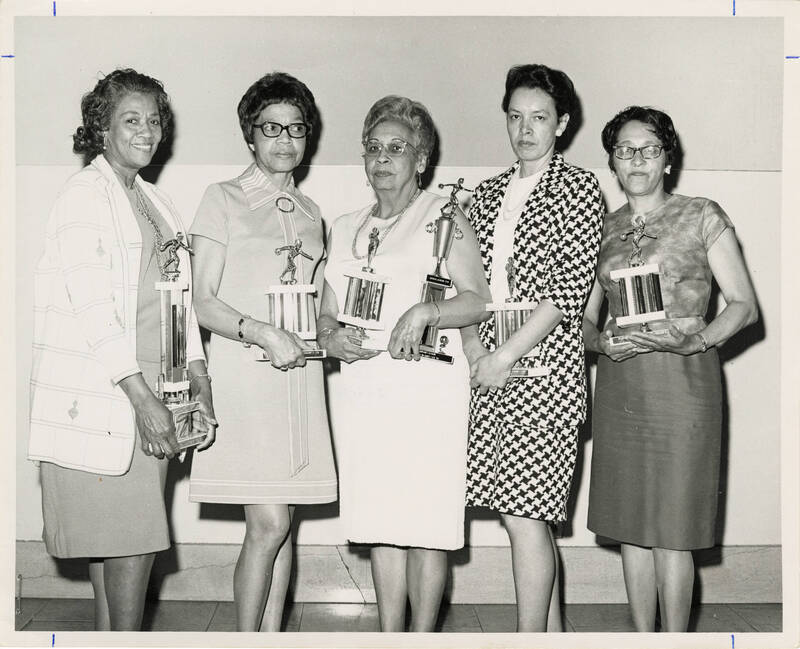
[
  {"x1": 501, "y1": 64, "x2": 577, "y2": 118},
  {"x1": 72, "y1": 68, "x2": 173, "y2": 157},
  {"x1": 601, "y1": 106, "x2": 678, "y2": 172},
  {"x1": 361, "y1": 95, "x2": 437, "y2": 163},
  {"x1": 237, "y1": 72, "x2": 319, "y2": 145}
]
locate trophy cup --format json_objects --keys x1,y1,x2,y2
[
  {"x1": 155, "y1": 233, "x2": 204, "y2": 450},
  {"x1": 486, "y1": 258, "x2": 550, "y2": 378},
  {"x1": 608, "y1": 213, "x2": 668, "y2": 346},
  {"x1": 256, "y1": 238, "x2": 326, "y2": 362},
  {"x1": 416, "y1": 178, "x2": 471, "y2": 364},
  {"x1": 337, "y1": 227, "x2": 391, "y2": 350}
]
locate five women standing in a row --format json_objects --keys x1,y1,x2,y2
[{"x1": 28, "y1": 62, "x2": 757, "y2": 634}]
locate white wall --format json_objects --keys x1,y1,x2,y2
[{"x1": 13, "y1": 15, "x2": 783, "y2": 548}]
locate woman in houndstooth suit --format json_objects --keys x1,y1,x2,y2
[{"x1": 463, "y1": 64, "x2": 605, "y2": 632}]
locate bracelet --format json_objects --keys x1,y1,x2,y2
[
  {"x1": 697, "y1": 332, "x2": 708, "y2": 353},
  {"x1": 430, "y1": 301, "x2": 441, "y2": 327},
  {"x1": 238, "y1": 315, "x2": 252, "y2": 348},
  {"x1": 189, "y1": 373, "x2": 211, "y2": 387},
  {"x1": 318, "y1": 326, "x2": 336, "y2": 340}
]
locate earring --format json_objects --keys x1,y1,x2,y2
[
  {"x1": 248, "y1": 143, "x2": 255, "y2": 152},
  {"x1": 665, "y1": 166, "x2": 672, "y2": 175}
]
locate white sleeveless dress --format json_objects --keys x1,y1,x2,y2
[{"x1": 324, "y1": 190, "x2": 469, "y2": 550}]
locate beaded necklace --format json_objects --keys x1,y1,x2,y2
[{"x1": 351, "y1": 188, "x2": 420, "y2": 260}]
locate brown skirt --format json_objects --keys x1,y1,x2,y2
[{"x1": 587, "y1": 349, "x2": 722, "y2": 550}]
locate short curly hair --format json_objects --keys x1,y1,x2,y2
[
  {"x1": 237, "y1": 72, "x2": 319, "y2": 145},
  {"x1": 72, "y1": 68, "x2": 173, "y2": 157},
  {"x1": 361, "y1": 95, "x2": 437, "y2": 163},
  {"x1": 601, "y1": 106, "x2": 678, "y2": 171},
  {"x1": 501, "y1": 64, "x2": 577, "y2": 119}
]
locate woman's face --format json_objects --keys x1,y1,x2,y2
[
  {"x1": 363, "y1": 120, "x2": 424, "y2": 194},
  {"x1": 506, "y1": 86, "x2": 569, "y2": 174},
  {"x1": 103, "y1": 91, "x2": 162, "y2": 178},
  {"x1": 611, "y1": 120, "x2": 670, "y2": 198},
  {"x1": 251, "y1": 102, "x2": 307, "y2": 178}
]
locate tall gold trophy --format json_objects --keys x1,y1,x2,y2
[
  {"x1": 154, "y1": 233, "x2": 204, "y2": 450},
  {"x1": 256, "y1": 239, "x2": 326, "y2": 361},
  {"x1": 337, "y1": 229, "x2": 391, "y2": 350},
  {"x1": 608, "y1": 213, "x2": 667, "y2": 346},
  {"x1": 416, "y1": 178, "x2": 470, "y2": 364},
  {"x1": 486, "y1": 259, "x2": 549, "y2": 378}
]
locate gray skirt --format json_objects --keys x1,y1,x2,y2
[
  {"x1": 40, "y1": 360, "x2": 170, "y2": 558},
  {"x1": 587, "y1": 349, "x2": 722, "y2": 550}
]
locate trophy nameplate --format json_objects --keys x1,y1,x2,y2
[
  {"x1": 338, "y1": 226, "x2": 391, "y2": 351},
  {"x1": 608, "y1": 213, "x2": 668, "y2": 347},
  {"x1": 155, "y1": 232, "x2": 204, "y2": 450},
  {"x1": 256, "y1": 239, "x2": 326, "y2": 362},
  {"x1": 486, "y1": 258, "x2": 549, "y2": 378}
]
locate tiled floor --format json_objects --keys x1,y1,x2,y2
[{"x1": 14, "y1": 598, "x2": 782, "y2": 633}]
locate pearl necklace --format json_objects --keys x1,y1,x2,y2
[{"x1": 351, "y1": 188, "x2": 421, "y2": 260}]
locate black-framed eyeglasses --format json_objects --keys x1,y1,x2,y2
[
  {"x1": 254, "y1": 121, "x2": 309, "y2": 139},
  {"x1": 362, "y1": 138, "x2": 418, "y2": 159},
  {"x1": 613, "y1": 145, "x2": 664, "y2": 160}
]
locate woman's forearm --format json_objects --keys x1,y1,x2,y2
[
  {"x1": 187, "y1": 359, "x2": 212, "y2": 398},
  {"x1": 118, "y1": 372, "x2": 157, "y2": 408},
  {"x1": 698, "y1": 300, "x2": 758, "y2": 348},
  {"x1": 495, "y1": 299, "x2": 563, "y2": 366},
  {"x1": 582, "y1": 317, "x2": 603, "y2": 354},
  {"x1": 194, "y1": 293, "x2": 267, "y2": 346},
  {"x1": 459, "y1": 323, "x2": 487, "y2": 359},
  {"x1": 435, "y1": 290, "x2": 492, "y2": 329}
]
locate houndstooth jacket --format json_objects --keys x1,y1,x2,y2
[{"x1": 468, "y1": 153, "x2": 605, "y2": 430}]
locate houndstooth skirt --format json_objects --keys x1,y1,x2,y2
[{"x1": 466, "y1": 389, "x2": 578, "y2": 522}]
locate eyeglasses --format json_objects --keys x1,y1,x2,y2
[
  {"x1": 362, "y1": 138, "x2": 417, "y2": 159},
  {"x1": 254, "y1": 121, "x2": 309, "y2": 138},
  {"x1": 613, "y1": 145, "x2": 664, "y2": 160}
]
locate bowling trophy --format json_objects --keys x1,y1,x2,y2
[
  {"x1": 416, "y1": 178, "x2": 471, "y2": 364},
  {"x1": 256, "y1": 239, "x2": 326, "y2": 362},
  {"x1": 155, "y1": 233, "x2": 204, "y2": 450},
  {"x1": 337, "y1": 227, "x2": 391, "y2": 350},
  {"x1": 608, "y1": 213, "x2": 668, "y2": 347},
  {"x1": 485, "y1": 258, "x2": 550, "y2": 378}
]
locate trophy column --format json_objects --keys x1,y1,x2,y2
[
  {"x1": 608, "y1": 213, "x2": 668, "y2": 346},
  {"x1": 486, "y1": 258, "x2": 549, "y2": 378},
  {"x1": 154, "y1": 233, "x2": 203, "y2": 450},
  {"x1": 256, "y1": 238, "x2": 326, "y2": 361},
  {"x1": 337, "y1": 227, "x2": 391, "y2": 350},
  {"x1": 416, "y1": 179, "x2": 470, "y2": 364}
]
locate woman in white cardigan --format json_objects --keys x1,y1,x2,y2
[{"x1": 28, "y1": 69, "x2": 217, "y2": 631}]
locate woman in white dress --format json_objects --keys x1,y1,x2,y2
[{"x1": 318, "y1": 95, "x2": 490, "y2": 631}]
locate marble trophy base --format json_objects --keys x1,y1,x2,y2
[
  {"x1": 254, "y1": 345, "x2": 326, "y2": 362},
  {"x1": 167, "y1": 400, "x2": 204, "y2": 450},
  {"x1": 608, "y1": 328, "x2": 670, "y2": 348},
  {"x1": 337, "y1": 313, "x2": 388, "y2": 351}
]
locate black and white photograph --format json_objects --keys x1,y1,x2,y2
[{"x1": 2, "y1": 0, "x2": 798, "y2": 647}]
